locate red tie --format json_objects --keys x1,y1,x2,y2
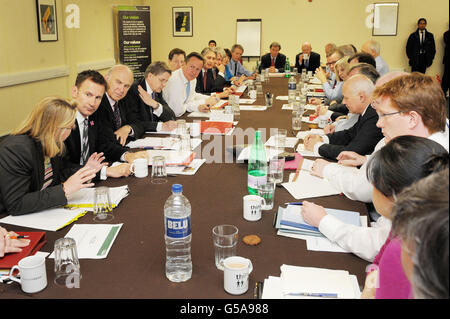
[
  {"x1": 203, "y1": 71, "x2": 207, "y2": 90},
  {"x1": 271, "y1": 57, "x2": 275, "y2": 66}
]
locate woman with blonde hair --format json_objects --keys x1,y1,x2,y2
[{"x1": 0, "y1": 96, "x2": 101, "y2": 216}]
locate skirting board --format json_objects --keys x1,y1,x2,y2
[{"x1": 0, "y1": 66, "x2": 70, "y2": 88}]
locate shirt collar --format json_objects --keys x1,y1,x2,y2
[
  {"x1": 179, "y1": 68, "x2": 190, "y2": 85},
  {"x1": 105, "y1": 92, "x2": 117, "y2": 107},
  {"x1": 76, "y1": 110, "x2": 87, "y2": 124},
  {"x1": 145, "y1": 79, "x2": 154, "y2": 95}
]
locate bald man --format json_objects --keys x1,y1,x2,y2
[
  {"x1": 96, "y1": 64, "x2": 148, "y2": 162},
  {"x1": 295, "y1": 42, "x2": 321, "y2": 73},
  {"x1": 304, "y1": 74, "x2": 383, "y2": 160},
  {"x1": 361, "y1": 40, "x2": 389, "y2": 76}
]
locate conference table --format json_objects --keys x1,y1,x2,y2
[{"x1": 0, "y1": 76, "x2": 369, "y2": 299}]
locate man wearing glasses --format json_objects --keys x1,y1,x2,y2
[{"x1": 314, "y1": 49, "x2": 345, "y2": 102}]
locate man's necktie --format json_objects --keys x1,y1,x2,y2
[
  {"x1": 203, "y1": 71, "x2": 207, "y2": 90},
  {"x1": 271, "y1": 57, "x2": 275, "y2": 67},
  {"x1": 185, "y1": 81, "x2": 191, "y2": 103},
  {"x1": 151, "y1": 92, "x2": 156, "y2": 100},
  {"x1": 234, "y1": 61, "x2": 237, "y2": 76},
  {"x1": 304, "y1": 58, "x2": 309, "y2": 68},
  {"x1": 80, "y1": 118, "x2": 89, "y2": 165},
  {"x1": 113, "y1": 102, "x2": 122, "y2": 130}
]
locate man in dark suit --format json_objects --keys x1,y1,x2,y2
[
  {"x1": 126, "y1": 61, "x2": 177, "y2": 133},
  {"x1": 96, "y1": 65, "x2": 147, "y2": 146},
  {"x1": 65, "y1": 70, "x2": 144, "y2": 179},
  {"x1": 304, "y1": 74, "x2": 383, "y2": 160},
  {"x1": 259, "y1": 42, "x2": 287, "y2": 73},
  {"x1": 196, "y1": 47, "x2": 230, "y2": 96},
  {"x1": 295, "y1": 42, "x2": 321, "y2": 73},
  {"x1": 406, "y1": 18, "x2": 436, "y2": 73}
]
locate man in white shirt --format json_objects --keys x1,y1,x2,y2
[
  {"x1": 301, "y1": 72, "x2": 449, "y2": 262},
  {"x1": 163, "y1": 52, "x2": 218, "y2": 117},
  {"x1": 361, "y1": 40, "x2": 389, "y2": 76}
]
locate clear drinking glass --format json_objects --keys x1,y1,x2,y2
[
  {"x1": 268, "y1": 156, "x2": 285, "y2": 184},
  {"x1": 258, "y1": 183, "x2": 275, "y2": 210},
  {"x1": 212, "y1": 225, "x2": 238, "y2": 270},
  {"x1": 93, "y1": 187, "x2": 113, "y2": 221},
  {"x1": 54, "y1": 237, "x2": 81, "y2": 286},
  {"x1": 151, "y1": 156, "x2": 167, "y2": 184}
]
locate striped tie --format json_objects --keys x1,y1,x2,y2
[
  {"x1": 80, "y1": 118, "x2": 89, "y2": 165},
  {"x1": 41, "y1": 157, "x2": 53, "y2": 190},
  {"x1": 185, "y1": 81, "x2": 190, "y2": 103},
  {"x1": 113, "y1": 102, "x2": 122, "y2": 130}
]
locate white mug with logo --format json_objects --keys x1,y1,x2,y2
[
  {"x1": 130, "y1": 158, "x2": 148, "y2": 178},
  {"x1": 243, "y1": 195, "x2": 265, "y2": 221},
  {"x1": 8, "y1": 255, "x2": 47, "y2": 294},
  {"x1": 223, "y1": 256, "x2": 253, "y2": 295},
  {"x1": 190, "y1": 121, "x2": 201, "y2": 137},
  {"x1": 318, "y1": 115, "x2": 329, "y2": 129}
]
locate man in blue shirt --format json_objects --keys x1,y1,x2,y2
[{"x1": 227, "y1": 44, "x2": 255, "y2": 79}]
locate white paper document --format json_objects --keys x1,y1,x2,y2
[
  {"x1": 237, "y1": 146, "x2": 284, "y2": 162},
  {"x1": 146, "y1": 150, "x2": 194, "y2": 165},
  {"x1": 66, "y1": 185, "x2": 129, "y2": 211},
  {"x1": 296, "y1": 144, "x2": 321, "y2": 158},
  {"x1": 165, "y1": 159, "x2": 206, "y2": 175},
  {"x1": 127, "y1": 137, "x2": 201, "y2": 151},
  {"x1": 282, "y1": 172, "x2": 340, "y2": 199},
  {"x1": 49, "y1": 224, "x2": 123, "y2": 259},
  {"x1": 187, "y1": 111, "x2": 211, "y2": 118},
  {"x1": 265, "y1": 136, "x2": 299, "y2": 149},
  {"x1": 239, "y1": 105, "x2": 267, "y2": 111},
  {"x1": 296, "y1": 129, "x2": 325, "y2": 140},
  {"x1": 238, "y1": 98, "x2": 256, "y2": 104},
  {"x1": 281, "y1": 104, "x2": 316, "y2": 111},
  {"x1": 302, "y1": 116, "x2": 318, "y2": 124},
  {"x1": 146, "y1": 123, "x2": 193, "y2": 134},
  {"x1": 0, "y1": 208, "x2": 87, "y2": 232}
]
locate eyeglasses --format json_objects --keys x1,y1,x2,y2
[
  {"x1": 371, "y1": 103, "x2": 405, "y2": 118},
  {"x1": 326, "y1": 61, "x2": 338, "y2": 66}
]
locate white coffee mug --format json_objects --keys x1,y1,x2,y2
[
  {"x1": 303, "y1": 53, "x2": 309, "y2": 60},
  {"x1": 243, "y1": 195, "x2": 265, "y2": 221},
  {"x1": 8, "y1": 255, "x2": 47, "y2": 294},
  {"x1": 223, "y1": 256, "x2": 253, "y2": 295},
  {"x1": 130, "y1": 158, "x2": 148, "y2": 178},
  {"x1": 318, "y1": 115, "x2": 328, "y2": 129}
]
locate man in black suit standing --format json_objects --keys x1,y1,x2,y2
[
  {"x1": 65, "y1": 70, "x2": 142, "y2": 179},
  {"x1": 406, "y1": 18, "x2": 436, "y2": 73},
  {"x1": 295, "y1": 42, "x2": 321, "y2": 73},
  {"x1": 127, "y1": 62, "x2": 177, "y2": 133},
  {"x1": 304, "y1": 74, "x2": 383, "y2": 160},
  {"x1": 259, "y1": 42, "x2": 286, "y2": 73}
]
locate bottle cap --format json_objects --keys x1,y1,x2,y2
[{"x1": 172, "y1": 184, "x2": 183, "y2": 193}]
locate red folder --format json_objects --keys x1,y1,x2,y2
[
  {"x1": 0, "y1": 231, "x2": 46, "y2": 269},
  {"x1": 201, "y1": 121, "x2": 234, "y2": 135}
]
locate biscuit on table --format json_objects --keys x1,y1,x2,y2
[{"x1": 243, "y1": 234, "x2": 261, "y2": 246}]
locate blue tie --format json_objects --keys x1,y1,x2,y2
[{"x1": 185, "y1": 81, "x2": 190, "y2": 103}]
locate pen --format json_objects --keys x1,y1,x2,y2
[
  {"x1": 284, "y1": 202, "x2": 303, "y2": 206},
  {"x1": 143, "y1": 146, "x2": 165, "y2": 150},
  {"x1": 284, "y1": 292, "x2": 338, "y2": 298},
  {"x1": 6, "y1": 235, "x2": 29, "y2": 239}
]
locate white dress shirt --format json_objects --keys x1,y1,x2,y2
[
  {"x1": 163, "y1": 68, "x2": 210, "y2": 117},
  {"x1": 75, "y1": 110, "x2": 107, "y2": 180},
  {"x1": 317, "y1": 121, "x2": 450, "y2": 262},
  {"x1": 375, "y1": 55, "x2": 389, "y2": 76}
]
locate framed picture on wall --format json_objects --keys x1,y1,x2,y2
[
  {"x1": 372, "y1": 3, "x2": 399, "y2": 36},
  {"x1": 172, "y1": 7, "x2": 193, "y2": 37},
  {"x1": 36, "y1": 0, "x2": 58, "y2": 41}
]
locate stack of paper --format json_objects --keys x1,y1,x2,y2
[
  {"x1": 66, "y1": 185, "x2": 130, "y2": 211},
  {"x1": 239, "y1": 105, "x2": 267, "y2": 111},
  {"x1": 233, "y1": 85, "x2": 247, "y2": 95},
  {"x1": 237, "y1": 146, "x2": 284, "y2": 162},
  {"x1": 127, "y1": 137, "x2": 202, "y2": 151},
  {"x1": 265, "y1": 136, "x2": 299, "y2": 149},
  {"x1": 146, "y1": 123, "x2": 193, "y2": 134},
  {"x1": 281, "y1": 104, "x2": 316, "y2": 111},
  {"x1": 146, "y1": 150, "x2": 194, "y2": 166},
  {"x1": 0, "y1": 208, "x2": 88, "y2": 231},
  {"x1": 295, "y1": 144, "x2": 321, "y2": 158},
  {"x1": 165, "y1": 159, "x2": 206, "y2": 175},
  {"x1": 296, "y1": 129, "x2": 325, "y2": 139},
  {"x1": 238, "y1": 98, "x2": 256, "y2": 104},
  {"x1": 282, "y1": 171, "x2": 340, "y2": 198},
  {"x1": 261, "y1": 264, "x2": 360, "y2": 299}
]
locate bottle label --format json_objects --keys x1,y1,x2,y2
[
  {"x1": 166, "y1": 216, "x2": 191, "y2": 238},
  {"x1": 288, "y1": 83, "x2": 297, "y2": 90},
  {"x1": 248, "y1": 174, "x2": 267, "y2": 189}
]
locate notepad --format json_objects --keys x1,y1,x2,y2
[
  {"x1": 66, "y1": 185, "x2": 130, "y2": 211},
  {"x1": 239, "y1": 105, "x2": 267, "y2": 111},
  {"x1": 0, "y1": 208, "x2": 87, "y2": 231},
  {"x1": 237, "y1": 146, "x2": 284, "y2": 162},
  {"x1": 282, "y1": 171, "x2": 340, "y2": 199},
  {"x1": 265, "y1": 136, "x2": 299, "y2": 149},
  {"x1": 295, "y1": 144, "x2": 321, "y2": 158},
  {"x1": 146, "y1": 150, "x2": 195, "y2": 166}
]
